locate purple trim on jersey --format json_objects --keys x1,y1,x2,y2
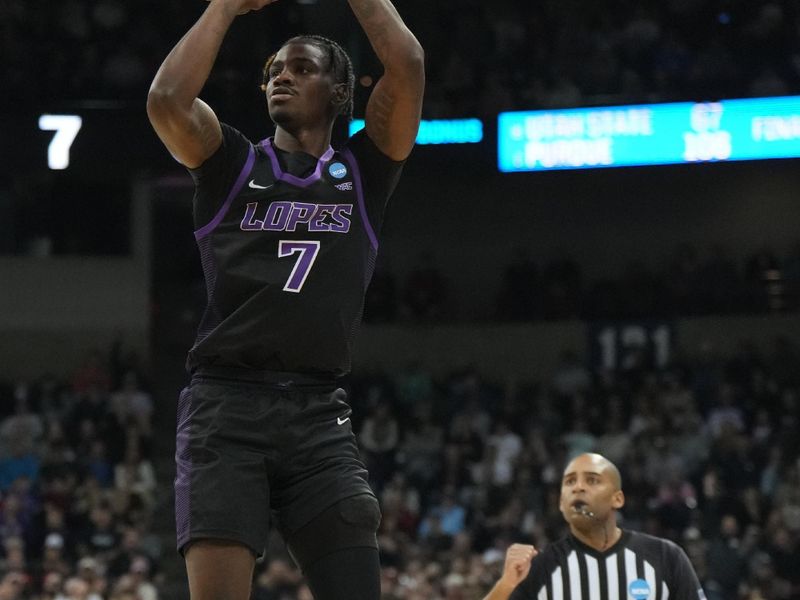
[
  {"x1": 261, "y1": 138, "x2": 334, "y2": 188},
  {"x1": 174, "y1": 387, "x2": 192, "y2": 550},
  {"x1": 194, "y1": 144, "x2": 256, "y2": 241},
  {"x1": 340, "y1": 147, "x2": 378, "y2": 252}
]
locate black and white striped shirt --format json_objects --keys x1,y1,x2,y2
[{"x1": 510, "y1": 530, "x2": 705, "y2": 600}]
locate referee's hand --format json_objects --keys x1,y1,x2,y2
[
  {"x1": 483, "y1": 544, "x2": 538, "y2": 600},
  {"x1": 500, "y1": 543, "x2": 537, "y2": 587}
]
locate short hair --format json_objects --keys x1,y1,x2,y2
[{"x1": 261, "y1": 35, "x2": 355, "y2": 120}]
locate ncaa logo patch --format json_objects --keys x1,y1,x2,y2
[
  {"x1": 328, "y1": 162, "x2": 348, "y2": 179},
  {"x1": 335, "y1": 182, "x2": 353, "y2": 191},
  {"x1": 629, "y1": 579, "x2": 651, "y2": 600}
]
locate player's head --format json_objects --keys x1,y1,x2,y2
[
  {"x1": 559, "y1": 453, "x2": 624, "y2": 531},
  {"x1": 261, "y1": 35, "x2": 355, "y2": 130}
]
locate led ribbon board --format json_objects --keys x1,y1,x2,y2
[
  {"x1": 498, "y1": 96, "x2": 800, "y2": 171},
  {"x1": 349, "y1": 118, "x2": 483, "y2": 145}
]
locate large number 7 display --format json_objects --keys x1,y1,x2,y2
[{"x1": 278, "y1": 240, "x2": 320, "y2": 293}]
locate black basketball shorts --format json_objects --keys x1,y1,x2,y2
[{"x1": 174, "y1": 370, "x2": 375, "y2": 556}]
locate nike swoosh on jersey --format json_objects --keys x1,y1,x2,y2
[
  {"x1": 248, "y1": 180, "x2": 273, "y2": 190},
  {"x1": 337, "y1": 416, "x2": 350, "y2": 425}
]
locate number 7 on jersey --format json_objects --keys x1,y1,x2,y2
[{"x1": 278, "y1": 240, "x2": 320, "y2": 293}]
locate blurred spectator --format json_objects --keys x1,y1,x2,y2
[
  {"x1": 54, "y1": 576, "x2": 101, "y2": 600},
  {"x1": 359, "y1": 402, "x2": 400, "y2": 492},
  {"x1": 418, "y1": 488, "x2": 466, "y2": 541},
  {"x1": 398, "y1": 402, "x2": 444, "y2": 493},
  {"x1": 0, "y1": 571, "x2": 26, "y2": 600},
  {"x1": 113, "y1": 443, "x2": 156, "y2": 510},
  {"x1": 707, "y1": 384, "x2": 746, "y2": 439},
  {"x1": 485, "y1": 420, "x2": 522, "y2": 489},
  {"x1": 705, "y1": 514, "x2": 747, "y2": 600},
  {"x1": 252, "y1": 558, "x2": 303, "y2": 600},
  {"x1": 38, "y1": 534, "x2": 71, "y2": 582},
  {"x1": 126, "y1": 557, "x2": 157, "y2": 600},
  {"x1": 75, "y1": 557, "x2": 106, "y2": 600},
  {"x1": 109, "y1": 372, "x2": 153, "y2": 438},
  {"x1": 1, "y1": 393, "x2": 44, "y2": 456},
  {"x1": 0, "y1": 441, "x2": 40, "y2": 494}
]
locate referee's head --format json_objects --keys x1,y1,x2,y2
[{"x1": 559, "y1": 453, "x2": 625, "y2": 533}]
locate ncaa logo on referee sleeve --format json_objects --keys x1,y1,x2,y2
[
  {"x1": 629, "y1": 579, "x2": 651, "y2": 600},
  {"x1": 328, "y1": 162, "x2": 348, "y2": 179}
]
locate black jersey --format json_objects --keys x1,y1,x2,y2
[
  {"x1": 186, "y1": 124, "x2": 404, "y2": 376},
  {"x1": 511, "y1": 531, "x2": 706, "y2": 600}
]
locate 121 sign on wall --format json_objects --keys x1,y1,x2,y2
[{"x1": 589, "y1": 321, "x2": 674, "y2": 372}]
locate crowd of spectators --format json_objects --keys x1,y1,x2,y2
[
  {"x1": 2, "y1": 332, "x2": 799, "y2": 600},
  {"x1": 364, "y1": 242, "x2": 800, "y2": 324},
  {"x1": 3, "y1": 0, "x2": 800, "y2": 117},
  {"x1": 0, "y1": 344, "x2": 162, "y2": 600},
  {"x1": 251, "y1": 335, "x2": 800, "y2": 600}
]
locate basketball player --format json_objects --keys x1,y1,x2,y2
[
  {"x1": 146, "y1": 0, "x2": 424, "y2": 598},
  {"x1": 484, "y1": 453, "x2": 706, "y2": 600}
]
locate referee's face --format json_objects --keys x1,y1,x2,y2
[{"x1": 559, "y1": 454, "x2": 624, "y2": 529}]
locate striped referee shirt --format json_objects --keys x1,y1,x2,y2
[{"x1": 510, "y1": 530, "x2": 706, "y2": 600}]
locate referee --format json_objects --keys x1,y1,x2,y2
[{"x1": 484, "y1": 453, "x2": 706, "y2": 600}]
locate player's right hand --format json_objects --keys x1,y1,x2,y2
[
  {"x1": 208, "y1": 0, "x2": 280, "y2": 16},
  {"x1": 500, "y1": 543, "x2": 537, "y2": 588}
]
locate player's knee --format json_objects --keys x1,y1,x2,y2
[
  {"x1": 337, "y1": 493, "x2": 381, "y2": 532},
  {"x1": 287, "y1": 494, "x2": 381, "y2": 570}
]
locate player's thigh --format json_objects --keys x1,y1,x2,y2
[
  {"x1": 185, "y1": 540, "x2": 255, "y2": 600},
  {"x1": 273, "y1": 388, "x2": 374, "y2": 534},
  {"x1": 175, "y1": 381, "x2": 272, "y2": 555}
]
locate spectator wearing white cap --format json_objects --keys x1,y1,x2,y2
[
  {"x1": 40, "y1": 534, "x2": 70, "y2": 578},
  {"x1": 54, "y1": 576, "x2": 101, "y2": 600},
  {"x1": 128, "y1": 556, "x2": 157, "y2": 600},
  {"x1": 76, "y1": 557, "x2": 106, "y2": 599}
]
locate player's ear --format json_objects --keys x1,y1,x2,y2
[
  {"x1": 331, "y1": 83, "x2": 348, "y2": 108},
  {"x1": 612, "y1": 490, "x2": 625, "y2": 510}
]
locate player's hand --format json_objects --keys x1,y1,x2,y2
[
  {"x1": 499, "y1": 544, "x2": 537, "y2": 588},
  {"x1": 207, "y1": 0, "x2": 279, "y2": 16}
]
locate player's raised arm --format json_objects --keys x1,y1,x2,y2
[
  {"x1": 483, "y1": 544, "x2": 538, "y2": 600},
  {"x1": 347, "y1": 0, "x2": 425, "y2": 160},
  {"x1": 146, "y1": 0, "x2": 279, "y2": 168}
]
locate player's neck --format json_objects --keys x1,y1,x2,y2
[
  {"x1": 571, "y1": 522, "x2": 622, "y2": 552},
  {"x1": 273, "y1": 126, "x2": 333, "y2": 158}
]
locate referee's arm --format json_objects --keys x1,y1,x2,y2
[{"x1": 483, "y1": 544, "x2": 538, "y2": 600}]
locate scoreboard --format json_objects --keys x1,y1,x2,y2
[{"x1": 498, "y1": 95, "x2": 800, "y2": 172}]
